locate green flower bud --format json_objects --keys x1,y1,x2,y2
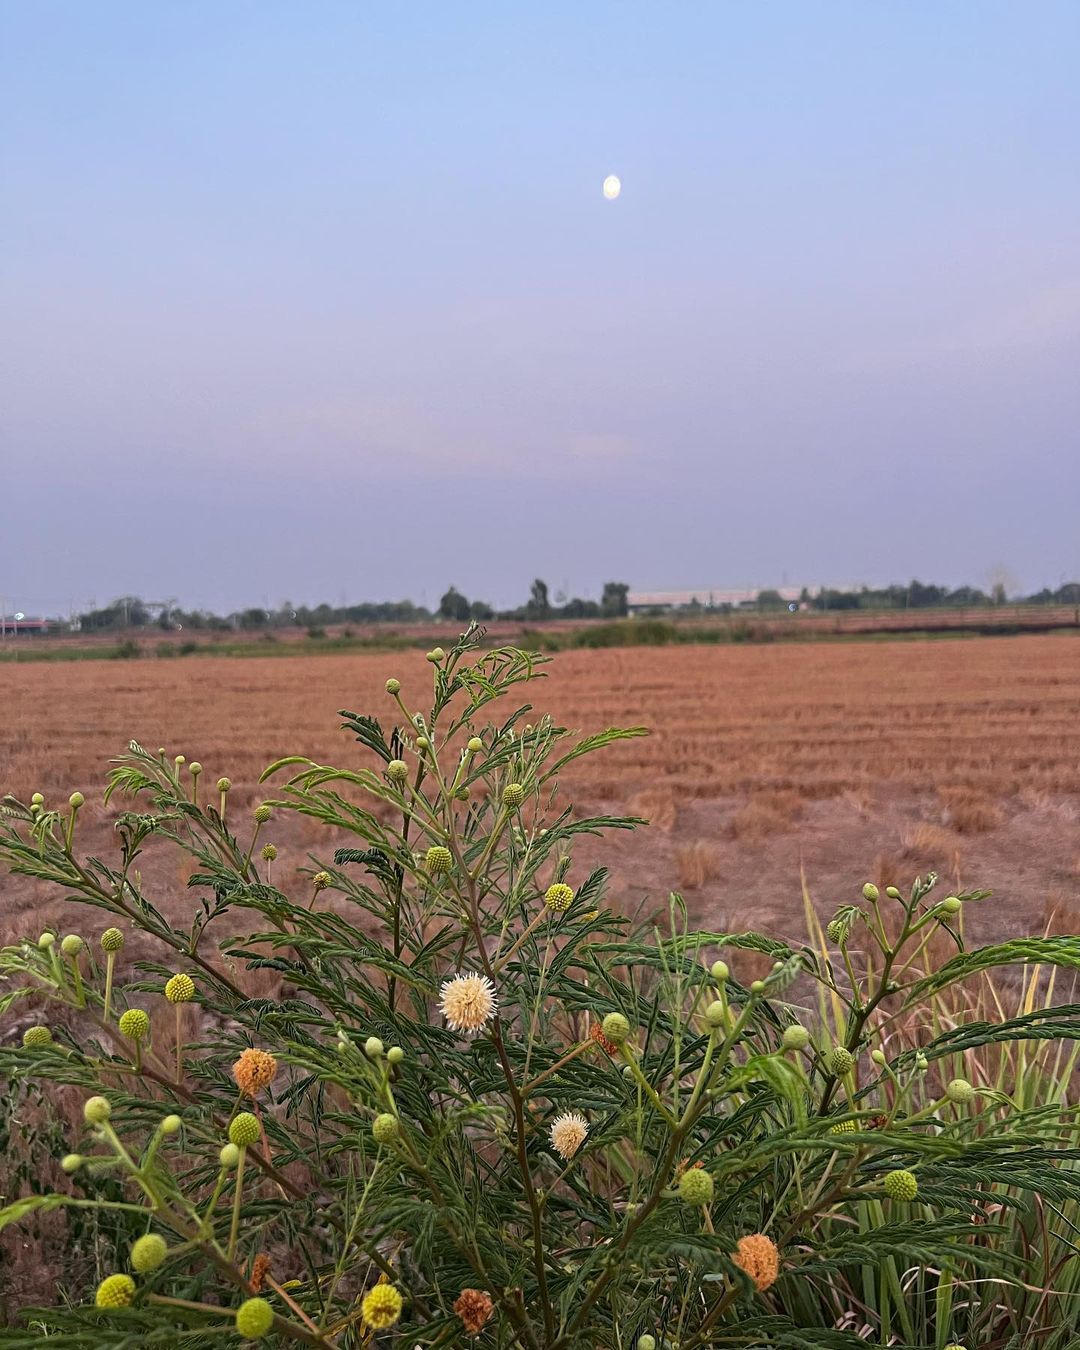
[
  {"x1": 871, "y1": 1049, "x2": 887, "y2": 1066},
  {"x1": 216, "y1": 777, "x2": 231, "y2": 793},
  {"x1": 61, "y1": 1153, "x2": 84, "y2": 1173},
  {"x1": 260, "y1": 843, "x2": 277, "y2": 861},
  {"x1": 426, "y1": 845, "x2": 452, "y2": 875},
  {"x1": 750, "y1": 979, "x2": 766, "y2": 994},
  {"x1": 253, "y1": 804, "x2": 272, "y2": 823},
  {"x1": 364, "y1": 1036, "x2": 385, "y2": 1059},
  {"x1": 219, "y1": 1142, "x2": 241, "y2": 1168},
  {"x1": 416, "y1": 735, "x2": 430, "y2": 750},
  {"x1": 946, "y1": 1077, "x2": 975, "y2": 1104},
  {"x1": 502, "y1": 783, "x2": 525, "y2": 809},
  {"x1": 862, "y1": 883, "x2": 880, "y2": 901},
  {"x1": 38, "y1": 932, "x2": 56, "y2": 949},
  {"x1": 826, "y1": 1047, "x2": 856, "y2": 1077},
  {"x1": 188, "y1": 762, "x2": 201, "y2": 776},
  {"x1": 915, "y1": 1053, "x2": 929, "y2": 1072},
  {"x1": 387, "y1": 1046, "x2": 404, "y2": 1065},
  {"x1": 372, "y1": 1113, "x2": 399, "y2": 1144},
  {"x1": 885, "y1": 885, "x2": 902, "y2": 899},
  {"x1": 710, "y1": 960, "x2": 729, "y2": 982},
  {"x1": 467, "y1": 736, "x2": 483, "y2": 753},
  {"x1": 84, "y1": 1095, "x2": 111, "y2": 1124},
  {"x1": 704, "y1": 1001, "x2": 726, "y2": 1029},
  {"x1": 130, "y1": 1233, "x2": 168, "y2": 1273},
  {"x1": 883, "y1": 1168, "x2": 918, "y2": 1201},
  {"x1": 118, "y1": 1008, "x2": 151, "y2": 1041},
  {"x1": 545, "y1": 883, "x2": 574, "y2": 912},
  {"x1": 100, "y1": 927, "x2": 125, "y2": 952},
  {"x1": 601, "y1": 1013, "x2": 630, "y2": 1045},
  {"x1": 160, "y1": 1114, "x2": 182, "y2": 1135},
  {"x1": 61, "y1": 934, "x2": 84, "y2": 957},
  {"x1": 69, "y1": 791, "x2": 85, "y2": 809},
  {"x1": 638, "y1": 1338, "x2": 657, "y2": 1350},
  {"x1": 385, "y1": 678, "x2": 401, "y2": 694},
  {"x1": 782, "y1": 1024, "x2": 810, "y2": 1051},
  {"x1": 940, "y1": 896, "x2": 962, "y2": 915},
  {"x1": 22, "y1": 1025, "x2": 53, "y2": 1049},
  {"x1": 387, "y1": 759, "x2": 409, "y2": 782},
  {"x1": 228, "y1": 1113, "x2": 261, "y2": 1147},
  {"x1": 677, "y1": 1167, "x2": 714, "y2": 1206},
  {"x1": 164, "y1": 973, "x2": 195, "y2": 1004},
  {"x1": 30, "y1": 792, "x2": 44, "y2": 806},
  {"x1": 95, "y1": 1273, "x2": 136, "y2": 1308},
  {"x1": 235, "y1": 1296, "x2": 275, "y2": 1339},
  {"x1": 426, "y1": 647, "x2": 445, "y2": 663}
]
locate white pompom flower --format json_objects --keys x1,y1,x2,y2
[
  {"x1": 438, "y1": 972, "x2": 498, "y2": 1036},
  {"x1": 549, "y1": 1111, "x2": 589, "y2": 1161}
]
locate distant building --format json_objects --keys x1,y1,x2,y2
[
  {"x1": 0, "y1": 615, "x2": 50, "y2": 636},
  {"x1": 627, "y1": 588, "x2": 803, "y2": 613}
]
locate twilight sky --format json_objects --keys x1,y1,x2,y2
[{"x1": 2, "y1": 2, "x2": 1078, "y2": 614}]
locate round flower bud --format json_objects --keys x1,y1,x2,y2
[
  {"x1": 826, "y1": 920, "x2": 845, "y2": 942},
  {"x1": 216, "y1": 777, "x2": 231, "y2": 793},
  {"x1": 260, "y1": 843, "x2": 277, "y2": 861},
  {"x1": 387, "y1": 1046, "x2": 404, "y2": 1065},
  {"x1": 638, "y1": 1338, "x2": 657, "y2": 1350},
  {"x1": 915, "y1": 1053, "x2": 929, "y2": 1072},
  {"x1": 886, "y1": 885, "x2": 902, "y2": 899},
  {"x1": 387, "y1": 759, "x2": 409, "y2": 783},
  {"x1": 95, "y1": 1273, "x2": 136, "y2": 1308},
  {"x1": 416, "y1": 735, "x2": 430, "y2": 750},
  {"x1": 164, "y1": 973, "x2": 195, "y2": 1004},
  {"x1": 455, "y1": 785, "x2": 470, "y2": 800},
  {"x1": 677, "y1": 1167, "x2": 715, "y2": 1206},
  {"x1": 364, "y1": 1036, "x2": 385, "y2": 1059},
  {"x1": 69, "y1": 791, "x2": 85, "y2": 809},
  {"x1": 704, "y1": 1001, "x2": 726, "y2": 1029},
  {"x1": 545, "y1": 883, "x2": 574, "y2": 912},
  {"x1": 622, "y1": 1064, "x2": 635, "y2": 1078},
  {"x1": 372, "y1": 1113, "x2": 399, "y2": 1144},
  {"x1": 601, "y1": 1012, "x2": 631, "y2": 1045},
  {"x1": 862, "y1": 883, "x2": 880, "y2": 901},
  {"x1": 101, "y1": 927, "x2": 125, "y2": 952},
  {"x1": 160, "y1": 1114, "x2": 182, "y2": 1135},
  {"x1": 781, "y1": 1024, "x2": 810, "y2": 1051},
  {"x1": 61, "y1": 1153, "x2": 84, "y2": 1173},
  {"x1": 467, "y1": 736, "x2": 483, "y2": 753},
  {"x1": 84, "y1": 1095, "x2": 111, "y2": 1124},
  {"x1": 944, "y1": 1344, "x2": 967, "y2": 1350},
  {"x1": 61, "y1": 934, "x2": 84, "y2": 957},
  {"x1": 219, "y1": 1142, "x2": 241, "y2": 1168},
  {"x1": 188, "y1": 762, "x2": 201, "y2": 776},
  {"x1": 31, "y1": 792, "x2": 44, "y2": 806},
  {"x1": 710, "y1": 960, "x2": 729, "y2": 982},
  {"x1": 871, "y1": 1049, "x2": 887, "y2": 1066},
  {"x1": 119, "y1": 1009, "x2": 151, "y2": 1041},
  {"x1": 426, "y1": 845, "x2": 453, "y2": 875},
  {"x1": 312, "y1": 871, "x2": 331, "y2": 890},
  {"x1": 38, "y1": 932, "x2": 56, "y2": 949},
  {"x1": 828, "y1": 1119, "x2": 858, "y2": 1134},
  {"x1": 130, "y1": 1233, "x2": 168, "y2": 1273},
  {"x1": 883, "y1": 1168, "x2": 918, "y2": 1201},
  {"x1": 361, "y1": 1283, "x2": 404, "y2": 1330},
  {"x1": 946, "y1": 1077, "x2": 975, "y2": 1104},
  {"x1": 750, "y1": 979, "x2": 766, "y2": 994},
  {"x1": 940, "y1": 896, "x2": 962, "y2": 916},
  {"x1": 22, "y1": 1025, "x2": 53, "y2": 1049},
  {"x1": 174, "y1": 755, "x2": 186, "y2": 767},
  {"x1": 826, "y1": 1047, "x2": 855, "y2": 1077},
  {"x1": 502, "y1": 783, "x2": 525, "y2": 809},
  {"x1": 385, "y1": 678, "x2": 401, "y2": 694},
  {"x1": 253, "y1": 804, "x2": 272, "y2": 823},
  {"x1": 228, "y1": 1112, "x2": 261, "y2": 1148},
  {"x1": 426, "y1": 647, "x2": 445, "y2": 663},
  {"x1": 235, "y1": 1296, "x2": 275, "y2": 1339}
]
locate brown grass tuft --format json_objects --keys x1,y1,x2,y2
[
  {"x1": 676, "y1": 841, "x2": 719, "y2": 890},
  {"x1": 939, "y1": 788, "x2": 1006, "y2": 835}
]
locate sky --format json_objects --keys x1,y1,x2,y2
[{"x1": 2, "y1": 1, "x2": 1078, "y2": 615}]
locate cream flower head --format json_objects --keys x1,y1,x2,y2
[
  {"x1": 549, "y1": 1111, "x2": 588, "y2": 1161},
  {"x1": 439, "y1": 972, "x2": 497, "y2": 1036}
]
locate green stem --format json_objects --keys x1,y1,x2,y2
[{"x1": 228, "y1": 1146, "x2": 247, "y2": 1260}]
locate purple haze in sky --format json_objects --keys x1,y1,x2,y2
[{"x1": 2, "y1": 2, "x2": 1078, "y2": 614}]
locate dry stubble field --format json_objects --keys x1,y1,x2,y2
[{"x1": 2, "y1": 634, "x2": 1079, "y2": 947}]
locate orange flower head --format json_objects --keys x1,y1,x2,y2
[
  {"x1": 250, "y1": 1253, "x2": 272, "y2": 1292},
  {"x1": 590, "y1": 1022, "x2": 618, "y2": 1056},
  {"x1": 233, "y1": 1048, "x2": 278, "y2": 1096},
  {"x1": 454, "y1": 1288, "x2": 494, "y2": 1336},
  {"x1": 733, "y1": 1233, "x2": 780, "y2": 1292}
]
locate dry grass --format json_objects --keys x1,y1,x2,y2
[
  {"x1": 675, "y1": 841, "x2": 720, "y2": 890},
  {"x1": 1, "y1": 634, "x2": 1079, "y2": 937}
]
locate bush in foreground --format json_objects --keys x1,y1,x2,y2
[{"x1": 1, "y1": 627, "x2": 1079, "y2": 1348}]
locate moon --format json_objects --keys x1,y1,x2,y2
[{"x1": 602, "y1": 174, "x2": 621, "y2": 200}]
